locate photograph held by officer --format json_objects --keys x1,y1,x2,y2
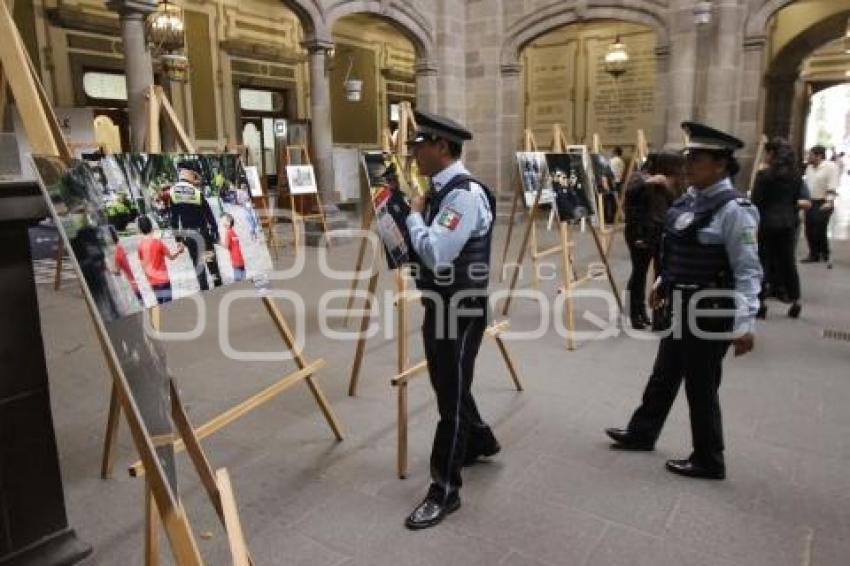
[
  {"x1": 624, "y1": 151, "x2": 685, "y2": 330},
  {"x1": 403, "y1": 110, "x2": 499, "y2": 530},
  {"x1": 170, "y1": 161, "x2": 223, "y2": 291},
  {"x1": 606, "y1": 122, "x2": 762, "y2": 481},
  {"x1": 802, "y1": 145, "x2": 839, "y2": 268},
  {"x1": 750, "y1": 137, "x2": 810, "y2": 319}
]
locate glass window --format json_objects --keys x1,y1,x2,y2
[
  {"x1": 239, "y1": 88, "x2": 285, "y2": 113},
  {"x1": 83, "y1": 72, "x2": 128, "y2": 101}
]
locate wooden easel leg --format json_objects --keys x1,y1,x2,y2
[
  {"x1": 397, "y1": 381, "x2": 408, "y2": 479},
  {"x1": 499, "y1": 188, "x2": 521, "y2": 283},
  {"x1": 343, "y1": 206, "x2": 375, "y2": 325},
  {"x1": 262, "y1": 297, "x2": 344, "y2": 440},
  {"x1": 217, "y1": 469, "x2": 251, "y2": 566},
  {"x1": 588, "y1": 224, "x2": 623, "y2": 312},
  {"x1": 348, "y1": 269, "x2": 379, "y2": 396},
  {"x1": 529, "y1": 220, "x2": 540, "y2": 290},
  {"x1": 560, "y1": 223, "x2": 576, "y2": 351},
  {"x1": 53, "y1": 240, "x2": 64, "y2": 291},
  {"x1": 395, "y1": 269, "x2": 409, "y2": 374},
  {"x1": 145, "y1": 480, "x2": 160, "y2": 566},
  {"x1": 493, "y1": 334, "x2": 523, "y2": 391},
  {"x1": 101, "y1": 384, "x2": 121, "y2": 479},
  {"x1": 502, "y1": 197, "x2": 541, "y2": 316}
]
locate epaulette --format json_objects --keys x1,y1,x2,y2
[{"x1": 735, "y1": 197, "x2": 753, "y2": 207}]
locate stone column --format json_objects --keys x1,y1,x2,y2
[
  {"x1": 700, "y1": 0, "x2": 746, "y2": 131},
  {"x1": 665, "y1": 3, "x2": 698, "y2": 145},
  {"x1": 303, "y1": 39, "x2": 336, "y2": 204},
  {"x1": 499, "y1": 63, "x2": 522, "y2": 198},
  {"x1": 652, "y1": 47, "x2": 671, "y2": 149},
  {"x1": 737, "y1": 36, "x2": 768, "y2": 188},
  {"x1": 414, "y1": 60, "x2": 438, "y2": 113},
  {"x1": 107, "y1": 0, "x2": 157, "y2": 151}
]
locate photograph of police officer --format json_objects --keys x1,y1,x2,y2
[
  {"x1": 605, "y1": 122, "x2": 762, "y2": 481},
  {"x1": 516, "y1": 151, "x2": 554, "y2": 207},
  {"x1": 546, "y1": 153, "x2": 594, "y2": 221},
  {"x1": 403, "y1": 110, "x2": 500, "y2": 530}
]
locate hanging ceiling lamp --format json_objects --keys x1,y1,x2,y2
[
  {"x1": 603, "y1": 36, "x2": 629, "y2": 79},
  {"x1": 343, "y1": 54, "x2": 363, "y2": 102},
  {"x1": 146, "y1": 0, "x2": 185, "y2": 54}
]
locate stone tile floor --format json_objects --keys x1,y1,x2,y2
[{"x1": 41, "y1": 209, "x2": 850, "y2": 565}]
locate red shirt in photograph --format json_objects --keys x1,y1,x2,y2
[
  {"x1": 225, "y1": 227, "x2": 245, "y2": 268},
  {"x1": 137, "y1": 236, "x2": 171, "y2": 286},
  {"x1": 114, "y1": 244, "x2": 138, "y2": 291}
]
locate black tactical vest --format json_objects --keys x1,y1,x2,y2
[
  {"x1": 662, "y1": 189, "x2": 741, "y2": 289},
  {"x1": 414, "y1": 174, "x2": 496, "y2": 295}
]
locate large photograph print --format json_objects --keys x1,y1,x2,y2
[
  {"x1": 545, "y1": 152, "x2": 595, "y2": 221},
  {"x1": 517, "y1": 151, "x2": 553, "y2": 207},
  {"x1": 362, "y1": 151, "x2": 412, "y2": 269},
  {"x1": 32, "y1": 153, "x2": 272, "y2": 321}
]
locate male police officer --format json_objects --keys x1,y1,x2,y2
[
  {"x1": 170, "y1": 161, "x2": 222, "y2": 291},
  {"x1": 403, "y1": 111, "x2": 500, "y2": 529},
  {"x1": 605, "y1": 122, "x2": 762, "y2": 480}
]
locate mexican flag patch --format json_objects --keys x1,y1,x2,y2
[{"x1": 436, "y1": 207, "x2": 462, "y2": 230}]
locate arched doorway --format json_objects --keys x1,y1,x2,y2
[
  {"x1": 518, "y1": 20, "x2": 660, "y2": 152},
  {"x1": 329, "y1": 13, "x2": 419, "y2": 147},
  {"x1": 760, "y1": 2, "x2": 850, "y2": 151}
]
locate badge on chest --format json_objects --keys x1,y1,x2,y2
[{"x1": 674, "y1": 211, "x2": 695, "y2": 232}]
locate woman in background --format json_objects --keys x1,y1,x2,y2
[
  {"x1": 624, "y1": 151, "x2": 686, "y2": 329},
  {"x1": 751, "y1": 137, "x2": 810, "y2": 318}
]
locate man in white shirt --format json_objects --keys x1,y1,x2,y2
[
  {"x1": 802, "y1": 145, "x2": 838, "y2": 268},
  {"x1": 610, "y1": 146, "x2": 626, "y2": 190}
]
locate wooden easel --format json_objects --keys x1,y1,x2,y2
[
  {"x1": 1, "y1": 3, "x2": 251, "y2": 563},
  {"x1": 344, "y1": 102, "x2": 524, "y2": 478},
  {"x1": 101, "y1": 87, "x2": 344, "y2": 482},
  {"x1": 279, "y1": 144, "x2": 331, "y2": 252},
  {"x1": 500, "y1": 142, "x2": 623, "y2": 350}
]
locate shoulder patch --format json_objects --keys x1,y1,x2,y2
[
  {"x1": 436, "y1": 207, "x2": 463, "y2": 230},
  {"x1": 741, "y1": 227, "x2": 757, "y2": 245}
]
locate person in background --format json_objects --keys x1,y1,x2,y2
[
  {"x1": 610, "y1": 146, "x2": 626, "y2": 192},
  {"x1": 802, "y1": 145, "x2": 838, "y2": 268},
  {"x1": 137, "y1": 215, "x2": 184, "y2": 305},
  {"x1": 221, "y1": 212, "x2": 246, "y2": 282},
  {"x1": 624, "y1": 151, "x2": 685, "y2": 329},
  {"x1": 751, "y1": 138, "x2": 810, "y2": 319},
  {"x1": 108, "y1": 225, "x2": 142, "y2": 304}
]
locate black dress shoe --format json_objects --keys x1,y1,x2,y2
[
  {"x1": 404, "y1": 492, "x2": 461, "y2": 530},
  {"x1": 463, "y1": 439, "x2": 501, "y2": 466},
  {"x1": 630, "y1": 315, "x2": 648, "y2": 330},
  {"x1": 665, "y1": 459, "x2": 725, "y2": 480},
  {"x1": 605, "y1": 428, "x2": 654, "y2": 451},
  {"x1": 756, "y1": 304, "x2": 767, "y2": 319},
  {"x1": 787, "y1": 302, "x2": 801, "y2": 319},
  {"x1": 800, "y1": 256, "x2": 820, "y2": 264}
]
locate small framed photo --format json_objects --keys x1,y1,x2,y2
[{"x1": 286, "y1": 165, "x2": 318, "y2": 195}]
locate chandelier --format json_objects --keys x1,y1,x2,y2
[
  {"x1": 603, "y1": 36, "x2": 629, "y2": 79},
  {"x1": 146, "y1": 0, "x2": 185, "y2": 54}
]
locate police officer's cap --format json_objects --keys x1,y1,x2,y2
[
  {"x1": 681, "y1": 122, "x2": 744, "y2": 155},
  {"x1": 407, "y1": 110, "x2": 473, "y2": 146}
]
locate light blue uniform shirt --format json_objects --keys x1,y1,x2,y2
[
  {"x1": 406, "y1": 160, "x2": 493, "y2": 271},
  {"x1": 684, "y1": 178, "x2": 763, "y2": 335}
]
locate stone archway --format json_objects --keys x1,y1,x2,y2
[
  {"x1": 325, "y1": 1, "x2": 437, "y2": 112},
  {"x1": 763, "y1": 11, "x2": 850, "y2": 147},
  {"x1": 279, "y1": 0, "x2": 329, "y2": 42},
  {"x1": 744, "y1": 0, "x2": 797, "y2": 40},
  {"x1": 500, "y1": 1, "x2": 670, "y2": 67},
  {"x1": 325, "y1": 1, "x2": 435, "y2": 61},
  {"x1": 494, "y1": 2, "x2": 670, "y2": 195}
]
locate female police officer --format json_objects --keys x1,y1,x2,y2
[
  {"x1": 605, "y1": 122, "x2": 763, "y2": 480},
  {"x1": 402, "y1": 110, "x2": 499, "y2": 529}
]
